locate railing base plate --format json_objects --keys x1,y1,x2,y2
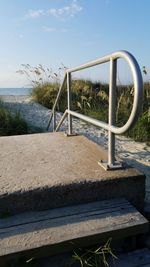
[
  {"x1": 98, "y1": 160, "x2": 124, "y2": 171},
  {"x1": 64, "y1": 132, "x2": 78, "y2": 137}
]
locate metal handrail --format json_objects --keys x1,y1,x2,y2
[
  {"x1": 47, "y1": 50, "x2": 143, "y2": 170},
  {"x1": 47, "y1": 73, "x2": 67, "y2": 130}
]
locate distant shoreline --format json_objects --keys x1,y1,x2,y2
[{"x1": 0, "y1": 87, "x2": 32, "y2": 96}]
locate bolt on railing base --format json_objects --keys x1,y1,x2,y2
[{"x1": 98, "y1": 160, "x2": 124, "y2": 171}]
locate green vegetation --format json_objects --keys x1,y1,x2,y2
[
  {"x1": 71, "y1": 238, "x2": 117, "y2": 267},
  {"x1": 0, "y1": 100, "x2": 28, "y2": 136},
  {"x1": 6, "y1": 239, "x2": 117, "y2": 267},
  {"x1": 17, "y1": 64, "x2": 150, "y2": 143}
]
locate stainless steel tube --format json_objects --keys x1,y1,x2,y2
[
  {"x1": 67, "y1": 72, "x2": 72, "y2": 135},
  {"x1": 108, "y1": 59, "x2": 117, "y2": 166}
]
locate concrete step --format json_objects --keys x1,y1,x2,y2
[
  {"x1": 0, "y1": 198, "x2": 148, "y2": 265},
  {"x1": 0, "y1": 132, "x2": 146, "y2": 216}
]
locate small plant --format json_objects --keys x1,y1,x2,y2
[
  {"x1": 127, "y1": 110, "x2": 150, "y2": 142},
  {"x1": 0, "y1": 100, "x2": 28, "y2": 136},
  {"x1": 77, "y1": 95, "x2": 91, "y2": 111},
  {"x1": 70, "y1": 239, "x2": 117, "y2": 267}
]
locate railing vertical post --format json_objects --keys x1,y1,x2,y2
[
  {"x1": 67, "y1": 72, "x2": 72, "y2": 135},
  {"x1": 108, "y1": 59, "x2": 117, "y2": 166},
  {"x1": 53, "y1": 111, "x2": 56, "y2": 132}
]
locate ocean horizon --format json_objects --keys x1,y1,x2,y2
[{"x1": 0, "y1": 88, "x2": 32, "y2": 96}]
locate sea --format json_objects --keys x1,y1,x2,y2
[{"x1": 0, "y1": 88, "x2": 32, "y2": 96}]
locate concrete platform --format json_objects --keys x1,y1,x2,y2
[{"x1": 0, "y1": 132, "x2": 145, "y2": 215}]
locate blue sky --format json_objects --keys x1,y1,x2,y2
[{"x1": 0, "y1": 0, "x2": 150, "y2": 87}]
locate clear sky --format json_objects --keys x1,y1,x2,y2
[{"x1": 0, "y1": 0, "x2": 150, "y2": 87}]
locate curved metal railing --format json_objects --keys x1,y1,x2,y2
[{"x1": 47, "y1": 50, "x2": 143, "y2": 170}]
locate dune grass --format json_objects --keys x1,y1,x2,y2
[
  {"x1": 0, "y1": 100, "x2": 28, "y2": 136},
  {"x1": 30, "y1": 79, "x2": 150, "y2": 143}
]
